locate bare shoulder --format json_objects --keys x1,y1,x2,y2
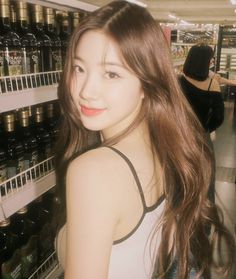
[
  {"x1": 67, "y1": 147, "x2": 120, "y2": 179},
  {"x1": 210, "y1": 77, "x2": 221, "y2": 93},
  {"x1": 66, "y1": 147, "x2": 124, "y2": 201}
]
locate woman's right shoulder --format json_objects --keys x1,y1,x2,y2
[{"x1": 68, "y1": 147, "x2": 116, "y2": 175}]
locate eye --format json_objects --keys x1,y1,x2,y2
[
  {"x1": 105, "y1": 71, "x2": 120, "y2": 79},
  {"x1": 73, "y1": 65, "x2": 84, "y2": 73}
]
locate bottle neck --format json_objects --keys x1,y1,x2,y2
[
  {"x1": 0, "y1": 17, "x2": 11, "y2": 31},
  {"x1": 17, "y1": 20, "x2": 29, "y2": 32},
  {"x1": 44, "y1": 23, "x2": 54, "y2": 33}
]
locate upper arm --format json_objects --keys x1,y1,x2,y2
[{"x1": 64, "y1": 150, "x2": 120, "y2": 279}]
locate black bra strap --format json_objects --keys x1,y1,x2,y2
[
  {"x1": 207, "y1": 78, "x2": 213, "y2": 92},
  {"x1": 105, "y1": 146, "x2": 147, "y2": 209}
]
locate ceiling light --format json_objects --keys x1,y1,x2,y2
[
  {"x1": 230, "y1": 0, "x2": 236, "y2": 4},
  {"x1": 168, "y1": 14, "x2": 177, "y2": 19}
]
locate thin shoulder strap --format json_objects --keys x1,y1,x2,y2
[
  {"x1": 105, "y1": 146, "x2": 147, "y2": 209},
  {"x1": 207, "y1": 78, "x2": 213, "y2": 92}
]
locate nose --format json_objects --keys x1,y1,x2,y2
[{"x1": 79, "y1": 73, "x2": 101, "y2": 100}]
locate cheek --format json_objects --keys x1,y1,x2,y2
[{"x1": 70, "y1": 77, "x2": 82, "y2": 100}]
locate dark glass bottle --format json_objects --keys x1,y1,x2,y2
[
  {"x1": 16, "y1": 0, "x2": 39, "y2": 83},
  {"x1": 3, "y1": 113, "x2": 25, "y2": 189},
  {"x1": 19, "y1": 110, "x2": 38, "y2": 180},
  {"x1": 42, "y1": 187, "x2": 61, "y2": 239},
  {"x1": 72, "y1": 12, "x2": 80, "y2": 32},
  {"x1": 27, "y1": 196, "x2": 53, "y2": 265},
  {"x1": 10, "y1": 206, "x2": 38, "y2": 278},
  {"x1": 31, "y1": 4, "x2": 52, "y2": 78},
  {"x1": 59, "y1": 11, "x2": 70, "y2": 68},
  {"x1": 0, "y1": 0, "x2": 23, "y2": 92},
  {"x1": 44, "y1": 7, "x2": 62, "y2": 72},
  {"x1": 0, "y1": 149, "x2": 7, "y2": 186},
  {"x1": 0, "y1": 114, "x2": 7, "y2": 196},
  {"x1": 10, "y1": 4, "x2": 17, "y2": 32},
  {"x1": 0, "y1": 34, "x2": 4, "y2": 83},
  {"x1": 45, "y1": 102, "x2": 59, "y2": 146},
  {"x1": 33, "y1": 106, "x2": 52, "y2": 166},
  {"x1": 0, "y1": 218, "x2": 21, "y2": 279}
]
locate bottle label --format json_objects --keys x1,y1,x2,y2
[
  {"x1": 52, "y1": 49, "x2": 62, "y2": 71},
  {"x1": 7, "y1": 166, "x2": 17, "y2": 179},
  {"x1": 45, "y1": 144, "x2": 52, "y2": 158},
  {"x1": 0, "y1": 162, "x2": 7, "y2": 182},
  {"x1": 21, "y1": 48, "x2": 29, "y2": 75},
  {"x1": 29, "y1": 50, "x2": 39, "y2": 74},
  {"x1": 0, "y1": 50, "x2": 4, "y2": 76},
  {"x1": 21, "y1": 235, "x2": 38, "y2": 278},
  {"x1": 24, "y1": 150, "x2": 38, "y2": 169},
  {"x1": 1, "y1": 249, "x2": 22, "y2": 279},
  {"x1": 17, "y1": 156, "x2": 25, "y2": 174},
  {"x1": 5, "y1": 49, "x2": 23, "y2": 76}
]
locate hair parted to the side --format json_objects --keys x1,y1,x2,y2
[
  {"x1": 183, "y1": 44, "x2": 214, "y2": 81},
  {"x1": 56, "y1": 1, "x2": 235, "y2": 278}
]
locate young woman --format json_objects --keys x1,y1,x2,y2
[{"x1": 55, "y1": 1, "x2": 235, "y2": 279}]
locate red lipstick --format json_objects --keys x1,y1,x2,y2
[{"x1": 80, "y1": 105, "x2": 106, "y2": 116}]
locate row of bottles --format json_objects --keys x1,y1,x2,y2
[
  {"x1": 0, "y1": 101, "x2": 60, "y2": 192},
  {"x1": 0, "y1": 0, "x2": 82, "y2": 92},
  {"x1": 0, "y1": 188, "x2": 60, "y2": 279}
]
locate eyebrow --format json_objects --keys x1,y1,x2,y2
[{"x1": 73, "y1": 56, "x2": 127, "y2": 69}]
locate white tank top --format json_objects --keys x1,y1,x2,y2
[{"x1": 106, "y1": 146, "x2": 165, "y2": 279}]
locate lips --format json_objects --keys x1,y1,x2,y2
[{"x1": 80, "y1": 105, "x2": 106, "y2": 117}]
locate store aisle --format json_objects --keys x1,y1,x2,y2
[{"x1": 212, "y1": 100, "x2": 236, "y2": 279}]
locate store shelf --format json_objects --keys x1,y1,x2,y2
[
  {"x1": 28, "y1": 251, "x2": 63, "y2": 279},
  {"x1": 26, "y1": 0, "x2": 98, "y2": 12},
  {"x1": 0, "y1": 71, "x2": 61, "y2": 113},
  {"x1": 0, "y1": 157, "x2": 56, "y2": 221}
]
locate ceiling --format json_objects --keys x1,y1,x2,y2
[{"x1": 71, "y1": 0, "x2": 236, "y2": 24}]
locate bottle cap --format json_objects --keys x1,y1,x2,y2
[
  {"x1": 20, "y1": 110, "x2": 29, "y2": 119},
  {"x1": 35, "y1": 106, "x2": 43, "y2": 114},
  {"x1": 17, "y1": 0, "x2": 27, "y2": 10},
  {"x1": 44, "y1": 7, "x2": 53, "y2": 15},
  {"x1": 4, "y1": 114, "x2": 14, "y2": 123},
  {"x1": 0, "y1": 0, "x2": 9, "y2": 5},
  {"x1": 33, "y1": 4, "x2": 43, "y2": 13},
  {"x1": 17, "y1": 206, "x2": 28, "y2": 214},
  {"x1": 0, "y1": 218, "x2": 10, "y2": 227}
]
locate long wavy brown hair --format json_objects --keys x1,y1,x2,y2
[{"x1": 56, "y1": 1, "x2": 235, "y2": 278}]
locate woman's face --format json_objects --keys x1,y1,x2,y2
[{"x1": 70, "y1": 30, "x2": 144, "y2": 139}]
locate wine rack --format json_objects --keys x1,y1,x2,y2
[
  {"x1": 0, "y1": 71, "x2": 61, "y2": 113},
  {"x1": 0, "y1": 157, "x2": 56, "y2": 222},
  {"x1": 28, "y1": 251, "x2": 63, "y2": 279}
]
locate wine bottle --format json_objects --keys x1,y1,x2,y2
[
  {"x1": 27, "y1": 196, "x2": 53, "y2": 265},
  {"x1": 33, "y1": 107, "x2": 52, "y2": 174},
  {"x1": 16, "y1": 0, "x2": 39, "y2": 89},
  {"x1": 0, "y1": 0, "x2": 23, "y2": 92},
  {"x1": 10, "y1": 206, "x2": 38, "y2": 278},
  {"x1": 19, "y1": 109, "x2": 38, "y2": 180},
  {"x1": 44, "y1": 7, "x2": 62, "y2": 72},
  {"x1": 3, "y1": 113, "x2": 25, "y2": 190},
  {"x1": 59, "y1": 11, "x2": 70, "y2": 68},
  {"x1": 0, "y1": 218, "x2": 22, "y2": 279}
]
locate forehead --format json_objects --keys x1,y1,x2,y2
[{"x1": 75, "y1": 30, "x2": 124, "y2": 64}]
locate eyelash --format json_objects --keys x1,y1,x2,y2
[
  {"x1": 73, "y1": 65, "x2": 84, "y2": 73},
  {"x1": 105, "y1": 71, "x2": 120, "y2": 79}
]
